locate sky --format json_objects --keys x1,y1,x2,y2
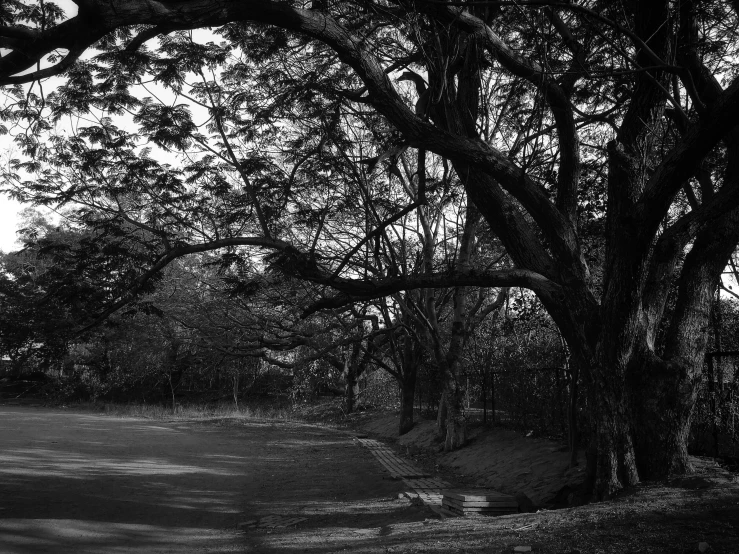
[
  {"x1": 0, "y1": 0, "x2": 76, "y2": 252},
  {"x1": 0, "y1": 197, "x2": 22, "y2": 252}
]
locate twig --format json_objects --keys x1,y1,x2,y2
[{"x1": 512, "y1": 523, "x2": 537, "y2": 531}]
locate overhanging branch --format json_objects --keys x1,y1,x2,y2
[
  {"x1": 74, "y1": 236, "x2": 295, "y2": 336},
  {"x1": 303, "y1": 268, "x2": 562, "y2": 317},
  {"x1": 641, "y1": 75, "x2": 739, "y2": 230}
]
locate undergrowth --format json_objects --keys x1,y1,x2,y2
[
  {"x1": 65, "y1": 398, "x2": 296, "y2": 421},
  {"x1": 63, "y1": 396, "x2": 352, "y2": 424}
]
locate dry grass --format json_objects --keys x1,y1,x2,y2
[{"x1": 69, "y1": 398, "x2": 298, "y2": 422}]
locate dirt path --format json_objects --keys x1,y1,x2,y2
[{"x1": 0, "y1": 405, "x2": 426, "y2": 553}]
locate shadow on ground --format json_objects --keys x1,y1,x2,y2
[
  {"x1": 0, "y1": 407, "x2": 425, "y2": 553},
  {"x1": 3, "y1": 406, "x2": 737, "y2": 554}
]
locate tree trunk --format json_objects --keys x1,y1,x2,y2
[
  {"x1": 398, "y1": 371, "x2": 416, "y2": 435},
  {"x1": 168, "y1": 372, "x2": 177, "y2": 414},
  {"x1": 568, "y1": 359, "x2": 580, "y2": 468},
  {"x1": 576, "y1": 322, "x2": 706, "y2": 498},
  {"x1": 436, "y1": 392, "x2": 447, "y2": 436},
  {"x1": 434, "y1": 200, "x2": 478, "y2": 450},
  {"x1": 481, "y1": 370, "x2": 487, "y2": 425},
  {"x1": 708, "y1": 354, "x2": 719, "y2": 456},
  {"x1": 345, "y1": 367, "x2": 359, "y2": 414},
  {"x1": 590, "y1": 366, "x2": 640, "y2": 500},
  {"x1": 436, "y1": 361, "x2": 468, "y2": 450},
  {"x1": 465, "y1": 373, "x2": 470, "y2": 410},
  {"x1": 631, "y1": 367, "x2": 695, "y2": 479},
  {"x1": 444, "y1": 387, "x2": 467, "y2": 451},
  {"x1": 342, "y1": 341, "x2": 363, "y2": 414},
  {"x1": 584, "y1": 318, "x2": 706, "y2": 496},
  {"x1": 438, "y1": 368, "x2": 467, "y2": 450},
  {"x1": 490, "y1": 370, "x2": 496, "y2": 427},
  {"x1": 633, "y1": 204, "x2": 739, "y2": 479},
  {"x1": 711, "y1": 292, "x2": 722, "y2": 456}
]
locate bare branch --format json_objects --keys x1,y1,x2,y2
[
  {"x1": 641, "y1": 76, "x2": 739, "y2": 229},
  {"x1": 125, "y1": 25, "x2": 173, "y2": 52},
  {"x1": 303, "y1": 268, "x2": 562, "y2": 317}
]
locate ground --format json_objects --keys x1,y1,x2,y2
[
  {"x1": 354, "y1": 412, "x2": 587, "y2": 507},
  {"x1": 0, "y1": 404, "x2": 425, "y2": 553},
  {"x1": 0, "y1": 402, "x2": 738, "y2": 553}
]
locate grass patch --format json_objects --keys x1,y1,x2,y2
[
  {"x1": 5, "y1": 393, "x2": 377, "y2": 427},
  {"x1": 58, "y1": 396, "x2": 361, "y2": 425},
  {"x1": 65, "y1": 398, "x2": 297, "y2": 422}
]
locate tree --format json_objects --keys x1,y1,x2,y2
[
  {"x1": 4, "y1": 0, "x2": 739, "y2": 499},
  {"x1": 155, "y1": 256, "x2": 391, "y2": 412},
  {"x1": 0, "y1": 208, "x2": 160, "y2": 371},
  {"x1": 306, "y1": 146, "x2": 510, "y2": 442},
  {"x1": 367, "y1": 194, "x2": 508, "y2": 447}
]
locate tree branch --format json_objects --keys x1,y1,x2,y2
[
  {"x1": 302, "y1": 268, "x2": 562, "y2": 317},
  {"x1": 125, "y1": 25, "x2": 173, "y2": 52},
  {"x1": 330, "y1": 199, "x2": 422, "y2": 279},
  {"x1": 74, "y1": 236, "x2": 294, "y2": 336},
  {"x1": 640, "y1": 76, "x2": 739, "y2": 231}
]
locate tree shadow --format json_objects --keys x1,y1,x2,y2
[{"x1": 0, "y1": 407, "x2": 427, "y2": 553}]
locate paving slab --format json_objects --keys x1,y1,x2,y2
[{"x1": 356, "y1": 437, "x2": 452, "y2": 509}]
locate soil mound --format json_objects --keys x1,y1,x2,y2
[{"x1": 356, "y1": 412, "x2": 587, "y2": 507}]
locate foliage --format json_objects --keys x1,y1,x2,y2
[
  {"x1": 692, "y1": 297, "x2": 739, "y2": 458},
  {"x1": 466, "y1": 291, "x2": 570, "y2": 437}
]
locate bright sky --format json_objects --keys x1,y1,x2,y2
[
  {"x1": 0, "y1": 197, "x2": 22, "y2": 252},
  {"x1": 0, "y1": 0, "x2": 78, "y2": 252}
]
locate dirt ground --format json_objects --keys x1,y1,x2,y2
[
  {"x1": 350, "y1": 410, "x2": 739, "y2": 553},
  {"x1": 1, "y1": 403, "x2": 738, "y2": 553},
  {"x1": 355, "y1": 413, "x2": 587, "y2": 507},
  {"x1": 0, "y1": 404, "x2": 426, "y2": 553}
]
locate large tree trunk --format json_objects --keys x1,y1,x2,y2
[
  {"x1": 631, "y1": 202, "x2": 739, "y2": 479},
  {"x1": 579, "y1": 318, "x2": 696, "y2": 498},
  {"x1": 589, "y1": 357, "x2": 640, "y2": 499},
  {"x1": 581, "y1": 200, "x2": 738, "y2": 494},
  {"x1": 630, "y1": 359, "x2": 695, "y2": 479}
]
